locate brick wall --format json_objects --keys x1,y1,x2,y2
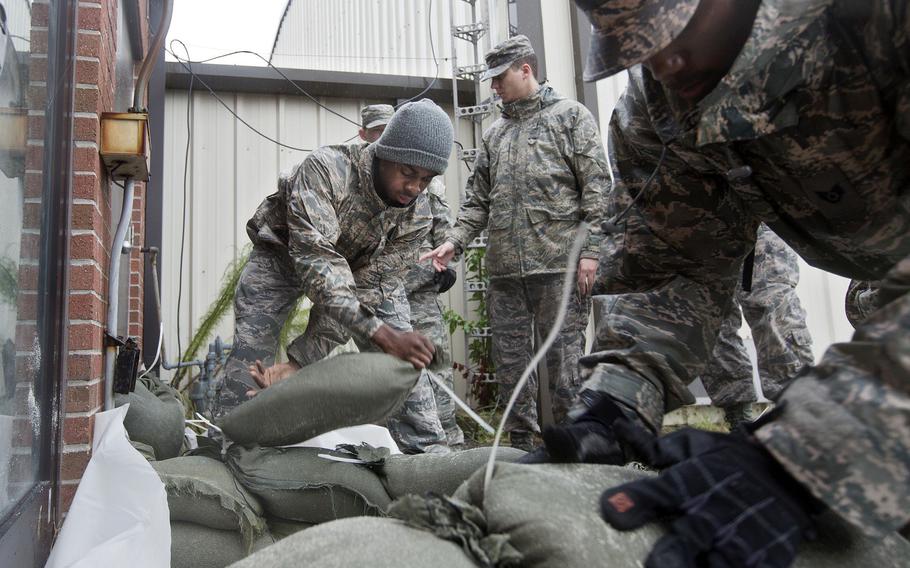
[{"x1": 62, "y1": 0, "x2": 149, "y2": 512}]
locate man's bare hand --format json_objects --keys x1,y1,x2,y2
[
  {"x1": 577, "y1": 258, "x2": 598, "y2": 297},
  {"x1": 371, "y1": 324, "x2": 435, "y2": 369},
  {"x1": 245, "y1": 360, "x2": 301, "y2": 397},
  {"x1": 418, "y1": 241, "x2": 456, "y2": 272}
]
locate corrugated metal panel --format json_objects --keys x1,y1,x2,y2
[
  {"x1": 3, "y1": 0, "x2": 31, "y2": 53},
  {"x1": 161, "y1": 89, "x2": 473, "y2": 388},
  {"x1": 270, "y1": 0, "x2": 485, "y2": 79}
]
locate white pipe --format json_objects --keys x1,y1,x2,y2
[
  {"x1": 103, "y1": 180, "x2": 135, "y2": 410},
  {"x1": 133, "y1": 0, "x2": 174, "y2": 111}
]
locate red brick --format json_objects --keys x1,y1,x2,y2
[
  {"x1": 28, "y1": 85, "x2": 47, "y2": 111},
  {"x1": 61, "y1": 447, "x2": 92, "y2": 481},
  {"x1": 28, "y1": 57, "x2": 48, "y2": 83},
  {"x1": 60, "y1": 483, "x2": 79, "y2": 514},
  {"x1": 30, "y1": 29, "x2": 48, "y2": 54},
  {"x1": 71, "y1": 203, "x2": 103, "y2": 233},
  {"x1": 14, "y1": 321, "x2": 37, "y2": 348},
  {"x1": 73, "y1": 173, "x2": 102, "y2": 201},
  {"x1": 77, "y1": 5, "x2": 103, "y2": 32},
  {"x1": 16, "y1": 264, "x2": 38, "y2": 291},
  {"x1": 77, "y1": 32, "x2": 101, "y2": 59},
  {"x1": 73, "y1": 115, "x2": 99, "y2": 141},
  {"x1": 24, "y1": 171, "x2": 44, "y2": 199},
  {"x1": 25, "y1": 144, "x2": 45, "y2": 174},
  {"x1": 27, "y1": 115, "x2": 46, "y2": 141},
  {"x1": 67, "y1": 354, "x2": 104, "y2": 382},
  {"x1": 63, "y1": 415, "x2": 95, "y2": 446},
  {"x1": 15, "y1": 294, "x2": 37, "y2": 323},
  {"x1": 66, "y1": 381, "x2": 103, "y2": 412},
  {"x1": 74, "y1": 86, "x2": 100, "y2": 114},
  {"x1": 22, "y1": 202, "x2": 42, "y2": 230},
  {"x1": 69, "y1": 292, "x2": 105, "y2": 321},
  {"x1": 70, "y1": 233, "x2": 104, "y2": 262},
  {"x1": 31, "y1": 2, "x2": 50, "y2": 27},
  {"x1": 19, "y1": 234, "x2": 40, "y2": 259},
  {"x1": 69, "y1": 263, "x2": 104, "y2": 291},
  {"x1": 68, "y1": 323, "x2": 103, "y2": 351}
]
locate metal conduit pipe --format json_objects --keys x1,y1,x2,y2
[
  {"x1": 103, "y1": 179, "x2": 135, "y2": 410},
  {"x1": 103, "y1": 0, "x2": 174, "y2": 409}
]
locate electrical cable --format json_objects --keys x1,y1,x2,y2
[
  {"x1": 395, "y1": 0, "x2": 440, "y2": 108},
  {"x1": 175, "y1": 40, "x2": 193, "y2": 366},
  {"x1": 482, "y1": 223, "x2": 590, "y2": 490},
  {"x1": 138, "y1": 322, "x2": 165, "y2": 381}
]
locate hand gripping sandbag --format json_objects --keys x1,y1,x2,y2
[
  {"x1": 452, "y1": 463, "x2": 910, "y2": 568},
  {"x1": 217, "y1": 353, "x2": 421, "y2": 446}
]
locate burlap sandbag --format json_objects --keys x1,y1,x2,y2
[
  {"x1": 265, "y1": 516, "x2": 313, "y2": 541},
  {"x1": 216, "y1": 353, "x2": 420, "y2": 446},
  {"x1": 380, "y1": 446, "x2": 526, "y2": 499},
  {"x1": 152, "y1": 455, "x2": 266, "y2": 546},
  {"x1": 227, "y1": 517, "x2": 478, "y2": 568},
  {"x1": 171, "y1": 521, "x2": 273, "y2": 568},
  {"x1": 455, "y1": 462, "x2": 910, "y2": 568},
  {"x1": 114, "y1": 376, "x2": 185, "y2": 459},
  {"x1": 226, "y1": 444, "x2": 392, "y2": 524}
]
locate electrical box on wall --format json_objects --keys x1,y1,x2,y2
[{"x1": 100, "y1": 112, "x2": 150, "y2": 181}]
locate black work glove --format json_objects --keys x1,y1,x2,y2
[
  {"x1": 434, "y1": 267, "x2": 457, "y2": 293},
  {"x1": 537, "y1": 394, "x2": 656, "y2": 465},
  {"x1": 601, "y1": 427, "x2": 819, "y2": 568}
]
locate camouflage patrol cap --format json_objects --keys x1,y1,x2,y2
[
  {"x1": 361, "y1": 104, "x2": 395, "y2": 129},
  {"x1": 576, "y1": 0, "x2": 698, "y2": 81},
  {"x1": 480, "y1": 34, "x2": 536, "y2": 81}
]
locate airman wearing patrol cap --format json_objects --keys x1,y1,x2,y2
[
  {"x1": 422, "y1": 34, "x2": 609, "y2": 451},
  {"x1": 359, "y1": 103, "x2": 395, "y2": 143}
]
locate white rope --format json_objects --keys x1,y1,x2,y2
[
  {"x1": 425, "y1": 370, "x2": 494, "y2": 434},
  {"x1": 483, "y1": 223, "x2": 590, "y2": 490},
  {"x1": 194, "y1": 412, "x2": 230, "y2": 456}
]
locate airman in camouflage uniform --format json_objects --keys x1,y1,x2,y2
[
  {"x1": 700, "y1": 224, "x2": 814, "y2": 427},
  {"x1": 218, "y1": 100, "x2": 455, "y2": 453},
  {"x1": 424, "y1": 36, "x2": 609, "y2": 450},
  {"x1": 406, "y1": 179, "x2": 465, "y2": 446},
  {"x1": 566, "y1": 0, "x2": 910, "y2": 542}
]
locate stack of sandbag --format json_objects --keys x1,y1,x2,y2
[
  {"x1": 378, "y1": 446, "x2": 526, "y2": 499},
  {"x1": 152, "y1": 455, "x2": 273, "y2": 568},
  {"x1": 442, "y1": 462, "x2": 910, "y2": 568},
  {"x1": 226, "y1": 517, "x2": 479, "y2": 568},
  {"x1": 114, "y1": 375, "x2": 185, "y2": 460},
  {"x1": 226, "y1": 444, "x2": 392, "y2": 529},
  {"x1": 216, "y1": 353, "x2": 422, "y2": 446}
]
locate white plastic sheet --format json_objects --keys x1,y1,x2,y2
[
  {"x1": 45, "y1": 404, "x2": 170, "y2": 568},
  {"x1": 291, "y1": 424, "x2": 402, "y2": 455}
]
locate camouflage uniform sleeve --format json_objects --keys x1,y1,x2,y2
[
  {"x1": 284, "y1": 156, "x2": 384, "y2": 350},
  {"x1": 446, "y1": 139, "x2": 492, "y2": 255},
  {"x1": 570, "y1": 104, "x2": 609, "y2": 258},
  {"x1": 407, "y1": 181, "x2": 454, "y2": 295},
  {"x1": 374, "y1": 213, "x2": 432, "y2": 296}
]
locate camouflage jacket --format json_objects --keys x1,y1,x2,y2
[
  {"x1": 246, "y1": 143, "x2": 432, "y2": 342},
  {"x1": 447, "y1": 85, "x2": 609, "y2": 279},
  {"x1": 406, "y1": 178, "x2": 453, "y2": 296},
  {"x1": 591, "y1": 0, "x2": 910, "y2": 536}
]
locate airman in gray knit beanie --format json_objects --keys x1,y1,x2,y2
[{"x1": 374, "y1": 99, "x2": 454, "y2": 175}]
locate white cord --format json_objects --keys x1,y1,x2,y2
[
  {"x1": 138, "y1": 322, "x2": 165, "y2": 381},
  {"x1": 425, "y1": 370, "x2": 494, "y2": 434},
  {"x1": 483, "y1": 223, "x2": 590, "y2": 490}
]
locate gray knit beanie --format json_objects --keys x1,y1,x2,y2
[{"x1": 374, "y1": 99, "x2": 454, "y2": 174}]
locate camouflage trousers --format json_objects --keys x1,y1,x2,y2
[
  {"x1": 700, "y1": 225, "x2": 814, "y2": 408},
  {"x1": 487, "y1": 274, "x2": 591, "y2": 435},
  {"x1": 216, "y1": 245, "x2": 447, "y2": 453},
  {"x1": 409, "y1": 290, "x2": 464, "y2": 446}
]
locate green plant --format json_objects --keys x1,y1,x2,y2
[
  {"x1": 0, "y1": 256, "x2": 17, "y2": 307},
  {"x1": 442, "y1": 247, "x2": 498, "y2": 407}
]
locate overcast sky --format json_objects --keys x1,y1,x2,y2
[{"x1": 165, "y1": 0, "x2": 289, "y2": 66}]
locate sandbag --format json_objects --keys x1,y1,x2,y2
[
  {"x1": 152, "y1": 455, "x2": 266, "y2": 546},
  {"x1": 455, "y1": 462, "x2": 910, "y2": 568},
  {"x1": 265, "y1": 516, "x2": 313, "y2": 541},
  {"x1": 171, "y1": 521, "x2": 273, "y2": 568},
  {"x1": 114, "y1": 376, "x2": 185, "y2": 459},
  {"x1": 226, "y1": 444, "x2": 392, "y2": 524},
  {"x1": 217, "y1": 353, "x2": 420, "y2": 447},
  {"x1": 380, "y1": 446, "x2": 526, "y2": 499},
  {"x1": 227, "y1": 517, "x2": 478, "y2": 568}
]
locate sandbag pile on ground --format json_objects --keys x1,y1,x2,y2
[
  {"x1": 114, "y1": 375, "x2": 185, "y2": 460},
  {"x1": 152, "y1": 455, "x2": 271, "y2": 568},
  {"x1": 379, "y1": 446, "x2": 526, "y2": 499},
  {"x1": 227, "y1": 517, "x2": 478, "y2": 568},
  {"x1": 216, "y1": 353, "x2": 421, "y2": 446},
  {"x1": 442, "y1": 462, "x2": 910, "y2": 568},
  {"x1": 226, "y1": 444, "x2": 392, "y2": 525}
]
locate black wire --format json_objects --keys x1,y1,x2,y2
[
  {"x1": 167, "y1": 42, "x2": 315, "y2": 152},
  {"x1": 176, "y1": 42, "x2": 194, "y2": 364},
  {"x1": 395, "y1": 0, "x2": 440, "y2": 108}
]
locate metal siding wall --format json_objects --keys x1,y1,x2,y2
[
  {"x1": 162, "y1": 89, "x2": 471, "y2": 392},
  {"x1": 270, "y1": 0, "x2": 476, "y2": 79}
]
